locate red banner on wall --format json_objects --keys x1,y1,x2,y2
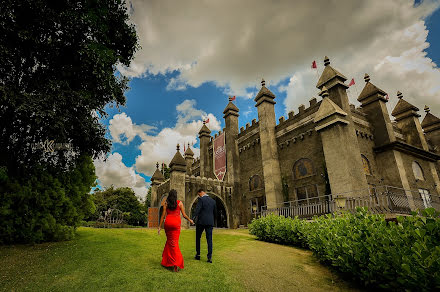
[{"x1": 213, "y1": 132, "x2": 226, "y2": 181}]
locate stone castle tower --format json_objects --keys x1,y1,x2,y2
[{"x1": 148, "y1": 57, "x2": 440, "y2": 228}]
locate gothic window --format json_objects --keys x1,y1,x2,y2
[
  {"x1": 361, "y1": 155, "x2": 371, "y2": 175},
  {"x1": 412, "y1": 161, "x2": 424, "y2": 181},
  {"x1": 295, "y1": 184, "x2": 319, "y2": 205},
  {"x1": 293, "y1": 158, "x2": 315, "y2": 179},
  {"x1": 249, "y1": 175, "x2": 262, "y2": 191}
]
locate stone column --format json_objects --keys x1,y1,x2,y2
[
  {"x1": 315, "y1": 87, "x2": 369, "y2": 196},
  {"x1": 392, "y1": 91, "x2": 429, "y2": 151},
  {"x1": 184, "y1": 143, "x2": 195, "y2": 174},
  {"x1": 254, "y1": 79, "x2": 284, "y2": 208},
  {"x1": 223, "y1": 99, "x2": 242, "y2": 227},
  {"x1": 198, "y1": 123, "x2": 211, "y2": 178},
  {"x1": 150, "y1": 162, "x2": 165, "y2": 207},
  {"x1": 357, "y1": 74, "x2": 396, "y2": 147},
  {"x1": 169, "y1": 144, "x2": 188, "y2": 228}
]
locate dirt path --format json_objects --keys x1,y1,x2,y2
[{"x1": 220, "y1": 231, "x2": 361, "y2": 292}]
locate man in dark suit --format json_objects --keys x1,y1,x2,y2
[{"x1": 192, "y1": 188, "x2": 217, "y2": 263}]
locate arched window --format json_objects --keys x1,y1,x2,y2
[
  {"x1": 361, "y1": 155, "x2": 371, "y2": 175},
  {"x1": 293, "y1": 158, "x2": 315, "y2": 179},
  {"x1": 249, "y1": 175, "x2": 262, "y2": 191},
  {"x1": 412, "y1": 161, "x2": 424, "y2": 181}
]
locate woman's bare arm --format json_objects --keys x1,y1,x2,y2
[
  {"x1": 179, "y1": 202, "x2": 194, "y2": 225},
  {"x1": 158, "y1": 202, "x2": 167, "y2": 234}
]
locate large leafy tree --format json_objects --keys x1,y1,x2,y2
[
  {"x1": 0, "y1": 0, "x2": 138, "y2": 243},
  {"x1": 0, "y1": 0, "x2": 138, "y2": 174}
]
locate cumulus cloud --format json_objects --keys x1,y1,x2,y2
[
  {"x1": 120, "y1": 0, "x2": 440, "y2": 113},
  {"x1": 104, "y1": 99, "x2": 221, "y2": 176},
  {"x1": 109, "y1": 112, "x2": 157, "y2": 145},
  {"x1": 94, "y1": 152, "x2": 149, "y2": 200},
  {"x1": 134, "y1": 99, "x2": 221, "y2": 176}
]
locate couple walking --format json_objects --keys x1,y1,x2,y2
[{"x1": 158, "y1": 188, "x2": 217, "y2": 272}]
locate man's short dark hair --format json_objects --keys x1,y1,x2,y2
[{"x1": 197, "y1": 188, "x2": 205, "y2": 194}]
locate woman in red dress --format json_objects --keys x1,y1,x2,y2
[{"x1": 158, "y1": 189, "x2": 194, "y2": 272}]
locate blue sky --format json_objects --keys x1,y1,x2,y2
[{"x1": 94, "y1": 1, "x2": 440, "y2": 200}]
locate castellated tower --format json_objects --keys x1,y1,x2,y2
[
  {"x1": 150, "y1": 162, "x2": 165, "y2": 207},
  {"x1": 314, "y1": 57, "x2": 369, "y2": 195},
  {"x1": 198, "y1": 122, "x2": 212, "y2": 178},
  {"x1": 254, "y1": 79, "x2": 284, "y2": 208}
]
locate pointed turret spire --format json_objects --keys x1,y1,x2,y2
[
  {"x1": 421, "y1": 105, "x2": 440, "y2": 132},
  {"x1": 316, "y1": 56, "x2": 347, "y2": 90},
  {"x1": 391, "y1": 91, "x2": 419, "y2": 119},
  {"x1": 184, "y1": 142, "x2": 194, "y2": 157},
  {"x1": 169, "y1": 144, "x2": 187, "y2": 172},
  {"x1": 151, "y1": 161, "x2": 165, "y2": 182},
  {"x1": 319, "y1": 86, "x2": 329, "y2": 98},
  {"x1": 254, "y1": 77, "x2": 276, "y2": 107},
  {"x1": 364, "y1": 73, "x2": 370, "y2": 83},
  {"x1": 357, "y1": 73, "x2": 388, "y2": 105}
]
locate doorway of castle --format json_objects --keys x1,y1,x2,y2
[{"x1": 190, "y1": 193, "x2": 228, "y2": 228}]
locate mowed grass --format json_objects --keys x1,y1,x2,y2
[{"x1": 0, "y1": 228, "x2": 360, "y2": 292}]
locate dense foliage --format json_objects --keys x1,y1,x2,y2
[
  {"x1": 0, "y1": 0, "x2": 138, "y2": 243},
  {"x1": 88, "y1": 187, "x2": 146, "y2": 226},
  {"x1": 0, "y1": 155, "x2": 96, "y2": 244},
  {"x1": 249, "y1": 208, "x2": 440, "y2": 291},
  {"x1": 0, "y1": 0, "x2": 138, "y2": 173}
]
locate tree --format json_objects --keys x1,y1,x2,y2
[
  {"x1": 0, "y1": 0, "x2": 138, "y2": 243},
  {"x1": 0, "y1": 0, "x2": 138, "y2": 174},
  {"x1": 161, "y1": 163, "x2": 171, "y2": 180},
  {"x1": 88, "y1": 187, "x2": 146, "y2": 226},
  {"x1": 0, "y1": 155, "x2": 96, "y2": 243}
]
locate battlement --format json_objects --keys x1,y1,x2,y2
[
  {"x1": 276, "y1": 97, "x2": 321, "y2": 133},
  {"x1": 238, "y1": 118, "x2": 259, "y2": 138}
]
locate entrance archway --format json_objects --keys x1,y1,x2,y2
[{"x1": 190, "y1": 193, "x2": 229, "y2": 228}]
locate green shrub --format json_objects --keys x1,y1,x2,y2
[{"x1": 249, "y1": 208, "x2": 440, "y2": 291}]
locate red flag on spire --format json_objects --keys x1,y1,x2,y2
[
  {"x1": 311, "y1": 60, "x2": 317, "y2": 69},
  {"x1": 229, "y1": 96, "x2": 236, "y2": 102},
  {"x1": 349, "y1": 78, "x2": 355, "y2": 86},
  {"x1": 204, "y1": 118, "x2": 210, "y2": 124}
]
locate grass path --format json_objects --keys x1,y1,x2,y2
[{"x1": 0, "y1": 228, "x2": 359, "y2": 291}]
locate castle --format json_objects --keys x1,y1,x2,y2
[{"x1": 148, "y1": 56, "x2": 440, "y2": 228}]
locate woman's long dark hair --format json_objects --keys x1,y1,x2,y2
[{"x1": 166, "y1": 189, "x2": 178, "y2": 210}]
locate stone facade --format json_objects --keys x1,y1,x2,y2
[{"x1": 151, "y1": 57, "x2": 440, "y2": 228}]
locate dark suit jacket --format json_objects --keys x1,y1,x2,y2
[{"x1": 192, "y1": 195, "x2": 217, "y2": 226}]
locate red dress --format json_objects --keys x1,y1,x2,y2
[{"x1": 161, "y1": 200, "x2": 184, "y2": 269}]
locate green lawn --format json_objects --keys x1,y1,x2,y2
[{"x1": 0, "y1": 228, "x2": 360, "y2": 291}]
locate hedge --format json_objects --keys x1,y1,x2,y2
[{"x1": 249, "y1": 208, "x2": 440, "y2": 291}]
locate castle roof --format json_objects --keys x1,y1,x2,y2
[
  {"x1": 357, "y1": 75, "x2": 387, "y2": 102},
  {"x1": 314, "y1": 91, "x2": 347, "y2": 123},
  {"x1": 198, "y1": 123, "x2": 211, "y2": 135},
  {"x1": 169, "y1": 145, "x2": 186, "y2": 170},
  {"x1": 223, "y1": 101, "x2": 239, "y2": 114},
  {"x1": 316, "y1": 57, "x2": 347, "y2": 89},
  {"x1": 151, "y1": 162, "x2": 165, "y2": 181},
  {"x1": 254, "y1": 79, "x2": 276, "y2": 106},
  {"x1": 391, "y1": 92, "x2": 419, "y2": 117},
  {"x1": 421, "y1": 110, "x2": 440, "y2": 129},
  {"x1": 184, "y1": 144, "x2": 194, "y2": 156}
]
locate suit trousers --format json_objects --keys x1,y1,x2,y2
[{"x1": 196, "y1": 224, "x2": 213, "y2": 260}]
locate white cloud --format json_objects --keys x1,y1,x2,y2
[
  {"x1": 94, "y1": 152, "x2": 149, "y2": 200},
  {"x1": 109, "y1": 112, "x2": 156, "y2": 145},
  {"x1": 135, "y1": 99, "x2": 221, "y2": 176},
  {"x1": 280, "y1": 20, "x2": 440, "y2": 116},
  {"x1": 119, "y1": 0, "x2": 440, "y2": 114}
]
